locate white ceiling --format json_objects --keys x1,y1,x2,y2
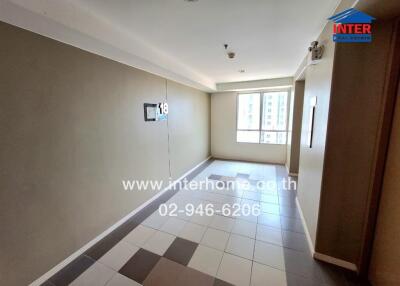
[{"x1": 1, "y1": 0, "x2": 340, "y2": 91}]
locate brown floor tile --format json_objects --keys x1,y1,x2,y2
[
  {"x1": 278, "y1": 196, "x2": 297, "y2": 208},
  {"x1": 48, "y1": 255, "x2": 95, "y2": 286},
  {"x1": 40, "y1": 280, "x2": 56, "y2": 286},
  {"x1": 119, "y1": 249, "x2": 161, "y2": 283},
  {"x1": 164, "y1": 237, "x2": 198, "y2": 266},
  {"x1": 208, "y1": 174, "x2": 221, "y2": 180},
  {"x1": 220, "y1": 176, "x2": 236, "y2": 182},
  {"x1": 280, "y1": 216, "x2": 304, "y2": 233},
  {"x1": 85, "y1": 230, "x2": 127, "y2": 260},
  {"x1": 236, "y1": 173, "x2": 250, "y2": 179},
  {"x1": 282, "y1": 230, "x2": 308, "y2": 252},
  {"x1": 176, "y1": 267, "x2": 215, "y2": 286},
  {"x1": 144, "y1": 258, "x2": 185, "y2": 286},
  {"x1": 214, "y1": 278, "x2": 235, "y2": 286}
]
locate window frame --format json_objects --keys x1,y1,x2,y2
[{"x1": 236, "y1": 89, "x2": 290, "y2": 145}]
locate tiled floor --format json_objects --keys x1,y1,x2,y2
[{"x1": 43, "y1": 159, "x2": 368, "y2": 286}]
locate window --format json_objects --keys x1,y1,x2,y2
[
  {"x1": 237, "y1": 91, "x2": 288, "y2": 144},
  {"x1": 237, "y1": 93, "x2": 260, "y2": 143}
]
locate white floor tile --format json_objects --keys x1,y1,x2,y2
[
  {"x1": 142, "y1": 211, "x2": 169, "y2": 229},
  {"x1": 232, "y1": 219, "x2": 257, "y2": 238},
  {"x1": 106, "y1": 273, "x2": 141, "y2": 286},
  {"x1": 241, "y1": 199, "x2": 261, "y2": 209},
  {"x1": 217, "y1": 253, "x2": 252, "y2": 286},
  {"x1": 142, "y1": 231, "x2": 175, "y2": 255},
  {"x1": 99, "y1": 241, "x2": 139, "y2": 271},
  {"x1": 253, "y1": 240, "x2": 286, "y2": 270},
  {"x1": 225, "y1": 234, "x2": 255, "y2": 260},
  {"x1": 190, "y1": 213, "x2": 214, "y2": 226},
  {"x1": 70, "y1": 262, "x2": 115, "y2": 286},
  {"x1": 123, "y1": 225, "x2": 156, "y2": 247},
  {"x1": 209, "y1": 215, "x2": 235, "y2": 232},
  {"x1": 188, "y1": 245, "x2": 223, "y2": 276},
  {"x1": 196, "y1": 192, "x2": 214, "y2": 202},
  {"x1": 242, "y1": 191, "x2": 261, "y2": 201},
  {"x1": 175, "y1": 210, "x2": 193, "y2": 221},
  {"x1": 260, "y1": 202, "x2": 280, "y2": 215},
  {"x1": 219, "y1": 195, "x2": 242, "y2": 204},
  {"x1": 238, "y1": 212, "x2": 259, "y2": 223},
  {"x1": 160, "y1": 217, "x2": 187, "y2": 235},
  {"x1": 251, "y1": 262, "x2": 287, "y2": 286},
  {"x1": 231, "y1": 188, "x2": 245, "y2": 198},
  {"x1": 201, "y1": 228, "x2": 229, "y2": 250},
  {"x1": 260, "y1": 194, "x2": 279, "y2": 204},
  {"x1": 258, "y1": 188, "x2": 277, "y2": 196},
  {"x1": 207, "y1": 193, "x2": 228, "y2": 203},
  {"x1": 178, "y1": 222, "x2": 207, "y2": 243},
  {"x1": 256, "y1": 224, "x2": 283, "y2": 246},
  {"x1": 248, "y1": 173, "x2": 264, "y2": 181}
]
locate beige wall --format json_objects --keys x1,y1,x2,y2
[
  {"x1": 369, "y1": 83, "x2": 400, "y2": 286},
  {"x1": 211, "y1": 92, "x2": 287, "y2": 164},
  {"x1": 0, "y1": 21, "x2": 210, "y2": 286},
  {"x1": 286, "y1": 80, "x2": 304, "y2": 174},
  {"x1": 295, "y1": 0, "x2": 399, "y2": 271},
  {"x1": 296, "y1": 17, "x2": 337, "y2": 247},
  {"x1": 316, "y1": 19, "x2": 395, "y2": 265},
  {"x1": 295, "y1": 0, "x2": 375, "y2": 252},
  {"x1": 286, "y1": 88, "x2": 294, "y2": 170},
  {"x1": 167, "y1": 81, "x2": 211, "y2": 178}
]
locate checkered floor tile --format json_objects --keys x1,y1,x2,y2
[{"x1": 42, "y1": 159, "x2": 361, "y2": 286}]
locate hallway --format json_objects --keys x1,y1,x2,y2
[
  {"x1": 1, "y1": 1, "x2": 400, "y2": 285},
  {"x1": 44, "y1": 160, "x2": 364, "y2": 286}
]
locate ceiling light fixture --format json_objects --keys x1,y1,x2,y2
[
  {"x1": 224, "y1": 44, "x2": 236, "y2": 59},
  {"x1": 239, "y1": 69, "x2": 245, "y2": 73}
]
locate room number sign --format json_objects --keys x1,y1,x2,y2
[{"x1": 144, "y1": 102, "x2": 168, "y2": 121}]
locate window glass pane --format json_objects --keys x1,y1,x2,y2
[
  {"x1": 237, "y1": 131, "x2": 260, "y2": 143},
  {"x1": 261, "y1": 92, "x2": 288, "y2": 131},
  {"x1": 260, "y1": 131, "x2": 287, "y2": 144},
  {"x1": 237, "y1": 93, "x2": 260, "y2": 130}
]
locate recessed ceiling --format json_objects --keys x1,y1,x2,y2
[{"x1": 0, "y1": 0, "x2": 340, "y2": 91}]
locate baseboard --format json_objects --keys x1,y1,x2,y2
[
  {"x1": 213, "y1": 156, "x2": 285, "y2": 166},
  {"x1": 285, "y1": 164, "x2": 290, "y2": 174},
  {"x1": 285, "y1": 164, "x2": 298, "y2": 177},
  {"x1": 295, "y1": 197, "x2": 315, "y2": 256},
  {"x1": 29, "y1": 156, "x2": 212, "y2": 286},
  {"x1": 314, "y1": 252, "x2": 358, "y2": 272},
  {"x1": 295, "y1": 198, "x2": 358, "y2": 272}
]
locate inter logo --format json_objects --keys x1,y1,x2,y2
[{"x1": 328, "y1": 8, "x2": 375, "y2": 43}]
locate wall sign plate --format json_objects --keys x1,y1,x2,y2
[
  {"x1": 144, "y1": 102, "x2": 169, "y2": 122},
  {"x1": 144, "y1": 103, "x2": 158, "y2": 121}
]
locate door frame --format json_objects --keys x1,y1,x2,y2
[{"x1": 359, "y1": 18, "x2": 400, "y2": 277}]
